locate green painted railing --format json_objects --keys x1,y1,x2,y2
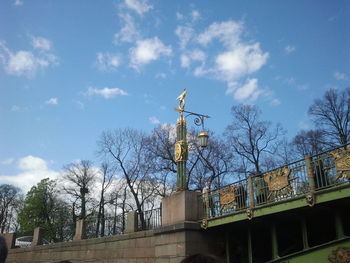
[{"x1": 200, "y1": 144, "x2": 350, "y2": 220}]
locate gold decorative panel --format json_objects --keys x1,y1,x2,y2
[
  {"x1": 331, "y1": 148, "x2": 350, "y2": 180},
  {"x1": 174, "y1": 140, "x2": 188, "y2": 162}
]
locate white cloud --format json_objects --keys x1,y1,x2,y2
[
  {"x1": 149, "y1": 116, "x2": 160, "y2": 125},
  {"x1": 124, "y1": 0, "x2": 152, "y2": 15},
  {"x1": 86, "y1": 87, "x2": 128, "y2": 99},
  {"x1": 226, "y1": 78, "x2": 263, "y2": 102},
  {"x1": 0, "y1": 40, "x2": 58, "y2": 78},
  {"x1": 32, "y1": 36, "x2": 52, "y2": 51},
  {"x1": 334, "y1": 71, "x2": 348, "y2": 81},
  {"x1": 270, "y1": 98, "x2": 281, "y2": 106},
  {"x1": 73, "y1": 100, "x2": 85, "y2": 110},
  {"x1": 297, "y1": 84, "x2": 309, "y2": 90},
  {"x1": 130, "y1": 37, "x2": 172, "y2": 70},
  {"x1": 299, "y1": 121, "x2": 310, "y2": 130},
  {"x1": 14, "y1": 0, "x2": 23, "y2": 6},
  {"x1": 180, "y1": 49, "x2": 206, "y2": 68},
  {"x1": 197, "y1": 20, "x2": 243, "y2": 48},
  {"x1": 1, "y1": 158, "x2": 14, "y2": 165},
  {"x1": 175, "y1": 26, "x2": 194, "y2": 50},
  {"x1": 96, "y1": 52, "x2": 121, "y2": 71},
  {"x1": 181, "y1": 55, "x2": 190, "y2": 68},
  {"x1": 284, "y1": 45, "x2": 296, "y2": 54},
  {"x1": 0, "y1": 156, "x2": 59, "y2": 194},
  {"x1": 11, "y1": 105, "x2": 21, "y2": 112},
  {"x1": 156, "y1": 72, "x2": 166, "y2": 79},
  {"x1": 191, "y1": 10, "x2": 201, "y2": 22},
  {"x1": 176, "y1": 12, "x2": 184, "y2": 20},
  {"x1": 176, "y1": 20, "x2": 268, "y2": 102},
  {"x1": 215, "y1": 43, "x2": 268, "y2": 81},
  {"x1": 114, "y1": 13, "x2": 141, "y2": 44},
  {"x1": 45, "y1": 97, "x2": 58, "y2": 105}
]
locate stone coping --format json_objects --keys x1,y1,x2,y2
[
  {"x1": 9, "y1": 229, "x2": 156, "y2": 254},
  {"x1": 154, "y1": 221, "x2": 202, "y2": 235}
]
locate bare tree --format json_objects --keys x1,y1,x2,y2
[
  {"x1": 225, "y1": 104, "x2": 285, "y2": 174},
  {"x1": 190, "y1": 131, "x2": 235, "y2": 190},
  {"x1": 0, "y1": 184, "x2": 23, "y2": 233},
  {"x1": 97, "y1": 128, "x2": 158, "y2": 228},
  {"x1": 107, "y1": 182, "x2": 134, "y2": 234},
  {"x1": 292, "y1": 129, "x2": 327, "y2": 158},
  {"x1": 308, "y1": 87, "x2": 350, "y2": 146},
  {"x1": 95, "y1": 162, "x2": 114, "y2": 237},
  {"x1": 146, "y1": 125, "x2": 183, "y2": 195},
  {"x1": 147, "y1": 124, "x2": 177, "y2": 175},
  {"x1": 62, "y1": 160, "x2": 96, "y2": 220}
]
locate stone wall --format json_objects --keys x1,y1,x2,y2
[
  {"x1": 7, "y1": 230, "x2": 156, "y2": 263},
  {"x1": 6, "y1": 191, "x2": 223, "y2": 263},
  {"x1": 6, "y1": 222, "x2": 222, "y2": 263}
]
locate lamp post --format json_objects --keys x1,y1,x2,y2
[{"x1": 174, "y1": 89, "x2": 210, "y2": 191}]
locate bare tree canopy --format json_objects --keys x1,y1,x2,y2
[
  {"x1": 0, "y1": 184, "x2": 22, "y2": 233},
  {"x1": 62, "y1": 160, "x2": 96, "y2": 219},
  {"x1": 191, "y1": 131, "x2": 235, "y2": 190},
  {"x1": 308, "y1": 87, "x2": 350, "y2": 146},
  {"x1": 292, "y1": 129, "x2": 327, "y2": 158},
  {"x1": 97, "y1": 128, "x2": 159, "y2": 227},
  {"x1": 95, "y1": 162, "x2": 115, "y2": 237},
  {"x1": 225, "y1": 104, "x2": 285, "y2": 174}
]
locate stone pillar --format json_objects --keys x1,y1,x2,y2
[
  {"x1": 161, "y1": 190, "x2": 200, "y2": 226},
  {"x1": 155, "y1": 190, "x2": 222, "y2": 262},
  {"x1": 2, "y1": 232, "x2": 16, "y2": 249},
  {"x1": 176, "y1": 118, "x2": 188, "y2": 191},
  {"x1": 154, "y1": 222, "x2": 218, "y2": 263},
  {"x1": 247, "y1": 175, "x2": 255, "y2": 208},
  {"x1": 305, "y1": 156, "x2": 315, "y2": 192},
  {"x1": 73, "y1": 219, "x2": 86, "y2": 241},
  {"x1": 125, "y1": 211, "x2": 138, "y2": 233},
  {"x1": 31, "y1": 227, "x2": 44, "y2": 246}
]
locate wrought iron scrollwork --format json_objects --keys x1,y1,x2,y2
[{"x1": 184, "y1": 110, "x2": 210, "y2": 130}]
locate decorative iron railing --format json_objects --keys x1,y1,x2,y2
[
  {"x1": 85, "y1": 214, "x2": 125, "y2": 238},
  {"x1": 199, "y1": 144, "x2": 350, "y2": 220},
  {"x1": 137, "y1": 207, "x2": 162, "y2": 231}
]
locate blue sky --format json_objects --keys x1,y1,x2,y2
[{"x1": 0, "y1": 0, "x2": 349, "y2": 193}]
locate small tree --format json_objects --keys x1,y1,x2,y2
[
  {"x1": 308, "y1": 87, "x2": 350, "y2": 146},
  {"x1": 18, "y1": 178, "x2": 71, "y2": 242}
]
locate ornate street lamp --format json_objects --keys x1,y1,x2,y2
[
  {"x1": 198, "y1": 131, "x2": 209, "y2": 148},
  {"x1": 174, "y1": 89, "x2": 210, "y2": 191}
]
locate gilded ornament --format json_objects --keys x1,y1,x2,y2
[
  {"x1": 201, "y1": 219, "x2": 208, "y2": 229},
  {"x1": 305, "y1": 193, "x2": 315, "y2": 207},
  {"x1": 175, "y1": 140, "x2": 188, "y2": 162},
  {"x1": 264, "y1": 167, "x2": 295, "y2": 199},
  {"x1": 328, "y1": 247, "x2": 350, "y2": 263},
  {"x1": 219, "y1": 185, "x2": 237, "y2": 211},
  {"x1": 177, "y1": 88, "x2": 187, "y2": 110},
  {"x1": 330, "y1": 148, "x2": 350, "y2": 181},
  {"x1": 246, "y1": 208, "x2": 253, "y2": 220}
]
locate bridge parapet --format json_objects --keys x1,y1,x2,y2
[{"x1": 200, "y1": 143, "x2": 350, "y2": 224}]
